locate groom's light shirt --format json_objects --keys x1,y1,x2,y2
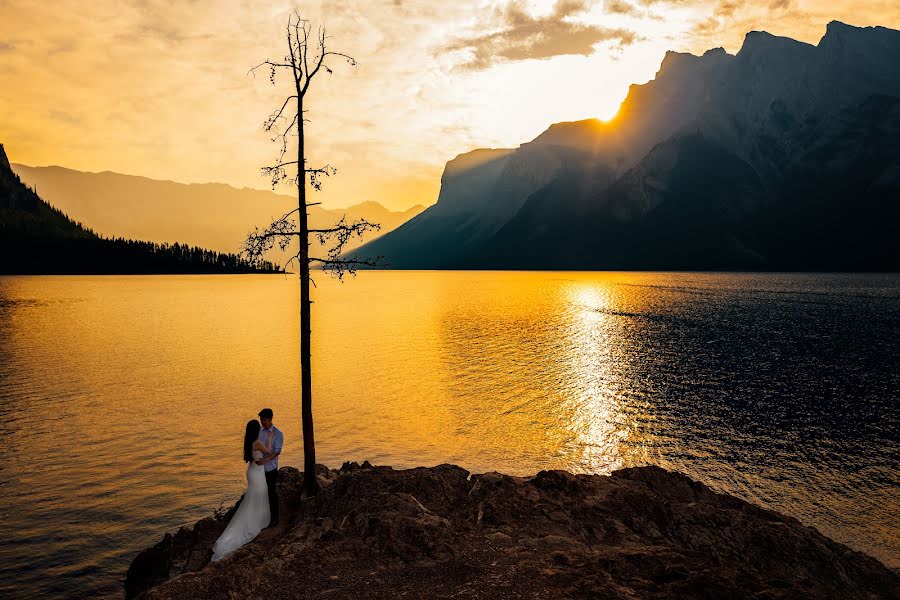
[{"x1": 259, "y1": 425, "x2": 283, "y2": 472}]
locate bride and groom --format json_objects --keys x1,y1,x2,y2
[{"x1": 211, "y1": 408, "x2": 284, "y2": 562}]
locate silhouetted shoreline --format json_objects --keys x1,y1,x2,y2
[{"x1": 1, "y1": 144, "x2": 281, "y2": 275}]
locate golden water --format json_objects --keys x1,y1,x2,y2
[{"x1": 0, "y1": 272, "x2": 897, "y2": 597}]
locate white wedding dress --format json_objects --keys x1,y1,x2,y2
[{"x1": 211, "y1": 450, "x2": 271, "y2": 561}]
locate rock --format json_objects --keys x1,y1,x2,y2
[
  {"x1": 125, "y1": 467, "x2": 303, "y2": 599},
  {"x1": 127, "y1": 464, "x2": 900, "y2": 599},
  {"x1": 124, "y1": 517, "x2": 224, "y2": 599}
]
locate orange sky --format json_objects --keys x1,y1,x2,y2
[{"x1": 1, "y1": 0, "x2": 898, "y2": 211}]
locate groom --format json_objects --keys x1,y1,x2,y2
[{"x1": 255, "y1": 408, "x2": 283, "y2": 528}]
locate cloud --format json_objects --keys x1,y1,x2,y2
[
  {"x1": 716, "y1": 0, "x2": 746, "y2": 17},
  {"x1": 605, "y1": 0, "x2": 641, "y2": 16},
  {"x1": 445, "y1": 0, "x2": 639, "y2": 70},
  {"x1": 686, "y1": 0, "x2": 812, "y2": 43}
]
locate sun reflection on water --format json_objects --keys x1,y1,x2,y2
[{"x1": 560, "y1": 284, "x2": 630, "y2": 474}]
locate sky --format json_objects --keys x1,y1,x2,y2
[{"x1": 1, "y1": 0, "x2": 898, "y2": 211}]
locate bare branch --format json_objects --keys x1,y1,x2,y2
[
  {"x1": 248, "y1": 60, "x2": 294, "y2": 88},
  {"x1": 309, "y1": 257, "x2": 383, "y2": 266},
  {"x1": 265, "y1": 160, "x2": 301, "y2": 170},
  {"x1": 303, "y1": 52, "x2": 358, "y2": 93},
  {"x1": 312, "y1": 216, "x2": 379, "y2": 249},
  {"x1": 257, "y1": 231, "x2": 302, "y2": 240},
  {"x1": 248, "y1": 59, "x2": 293, "y2": 74},
  {"x1": 264, "y1": 95, "x2": 299, "y2": 131},
  {"x1": 301, "y1": 18, "x2": 311, "y2": 87},
  {"x1": 269, "y1": 206, "x2": 300, "y2": 226},
  {"x1": 287, "y1": 14, "x2": 298, "y2": 84},
  {"x1": 309, "y1": 255, "x2": 385, "y2": 281},
  {"x1": 261, "y1": 149, "x2": 302, "y2": 189},
  {"x1": 307, "y1": 164, "x2": 336, "y2": 191},
  {"x1": 284, "y1": 254, "x2": 300, "y2": 273},
  {"x1": 308, "y1": 226, "x2": 354, "y2": 234},
  {"x1": 301, "y1": 25, "x2": 357, "y2": 95},
  {"x1": 324, "y1": 51, "x2": 358, "y2": 64},
  {"x1": 310, "y1": 216, "x2": 382, "y2": 280},
  {"x1": 242, "y1": 208, "x2": 302, "y2": 264}
]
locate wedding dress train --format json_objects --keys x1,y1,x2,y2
[{"x1": 211, "y1": 449, "x2": 271, "y2": 561}]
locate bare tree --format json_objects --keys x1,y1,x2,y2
[{"x1": 244, "y1": 13, "x2": 382, "y2": 497}]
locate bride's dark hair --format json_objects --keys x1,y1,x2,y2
[{"x1": 243, "y1": 419, "x2": 262, "y2": 463}]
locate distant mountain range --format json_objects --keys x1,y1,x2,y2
[
  {"x1": 0, "y1": 144, "x2": 279, "y2": 274},
  {"x1": 10, "y1": 164, "x2": 425, "y2": 263},
  {"x1": 351, "y1": 21, "x2": 900, "y2": 271}
]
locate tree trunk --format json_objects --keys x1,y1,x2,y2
[{"x1": 296, "y1": 94, "x2": 320, "y2": 497}]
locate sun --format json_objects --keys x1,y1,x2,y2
[{"x1": 598, "y1": 103, "x2": 621, "y2": 123}]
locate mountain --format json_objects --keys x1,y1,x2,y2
[
  {"x1": 340, "y1": 200, "x2": 425, "y2": 231},
  {"x1": 10, "y1": 164, "x2": 424, "y2": 263},
  {"x1": 352, "y1": 21, "x2": 900, "y2": 271},
  {"x1": 0, "y1": 146, "x2": 95, "y2": 240},
  {"x1": 0, "y1": 144, "x2": 279, "y2": 274}
]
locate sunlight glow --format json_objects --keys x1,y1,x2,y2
[
  {"x1": 3, "y1": 2, "x2": 898, "y2": 212},
  {"x1": 598, "y1": 103, "x2": 622, "y2": 123},
  {"x1": 564, "y1": 282, "x2": 630, "y2": 473}
]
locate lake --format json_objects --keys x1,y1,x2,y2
[{"x1": 0, "y1": 272, "x2": 898, "y2": 598}]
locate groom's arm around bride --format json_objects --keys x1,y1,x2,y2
[{"x1": 254, "y1": 433, "x2": 282, "y2": 468}]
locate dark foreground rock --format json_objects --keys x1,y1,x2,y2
[{"x1": 126, "y1": 463, "x2": 899, "y2": 599}]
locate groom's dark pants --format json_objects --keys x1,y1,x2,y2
[{"x1": 265, "y1": 469, "x2": 279, "y2": 523}]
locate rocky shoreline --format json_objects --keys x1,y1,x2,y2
[{"x1": 126, "y1": 463, "x2": 899, "y2": 599}]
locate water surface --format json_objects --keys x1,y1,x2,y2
[{"x1": 0, "y1": 272, "x2": 897, "y2": 598}]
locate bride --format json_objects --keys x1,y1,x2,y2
[{"x1": 211, "y1": 420, "x2": 273, "y2": 562}]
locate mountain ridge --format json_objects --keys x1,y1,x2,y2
[
  {"x1": 0, "y1": 144, "x2": 279, "y2": 274},
  {"x1": 351, "y1": 20, "x2": 900, "y2": 271},
  {"x1": 11, "y1": 163, "x2": 425, "y2": 262}
]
